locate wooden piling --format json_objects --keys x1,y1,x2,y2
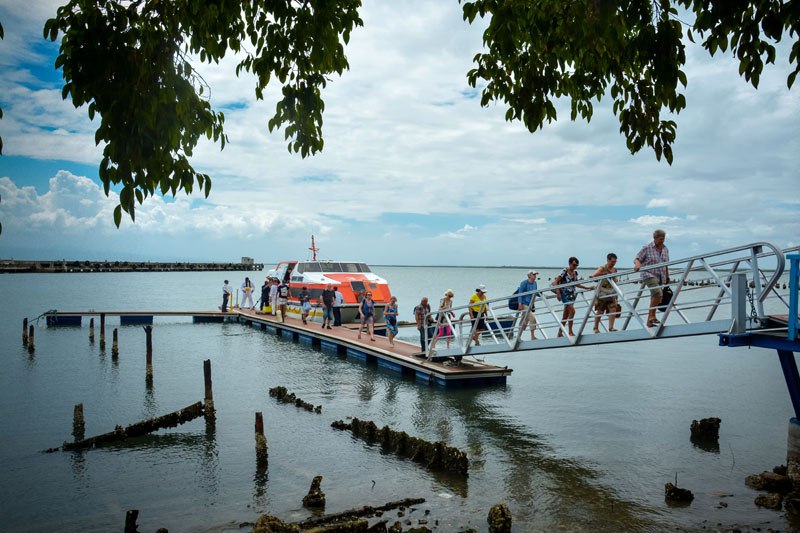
[
  {"x1": 73, "y1": 403, "x2": 85, "y2": 442},
  {"x1": 124, "y1": 510, "x2": 139, "y2": 533},
  {"x1": 100, "y1": 313, "x2": 106, "y2": 344},
  {"x1": 89, "y1": 317, "x2": 95, "y2": 343},
  {"x1": 255, "y1": 411, "x2": 268, "y2": 466},
  {"x1": 23, "y1": 318, "x2": 28, "y2": 345},
  {"x1": 112, "y1": 328, "x2": 119, "y2": 357},
  {"x1": 27, "y1": 325, "x2": 35, "y2": 352},
  {"x1": 203, "y1": 359, "x2": 215, "y2": 423},
  {"x1": 144, "y1": 326, "x2": 153, "y2": 365}
]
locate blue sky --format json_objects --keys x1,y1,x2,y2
[{"x1": 0, "y1": 0, "x2": 798, "y2": 267}]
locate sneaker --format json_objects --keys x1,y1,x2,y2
[{"x1": 327, "y1": 326, "x2": 332, "y2": 329}]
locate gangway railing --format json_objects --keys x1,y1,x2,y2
[{"x1": 423, "y1": 242, "x2": 797, "y2": 361}]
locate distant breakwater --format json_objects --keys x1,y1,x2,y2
[{"x1": 0, "y1": 259, "x2": 264, "y2": 274}]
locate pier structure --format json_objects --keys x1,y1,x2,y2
[
  {"x1": 42, "y1": 308, "x2": 512, "y2": 387},
  {"x1": 0, "y1": 259, "x2": 263, "y2": 274}
]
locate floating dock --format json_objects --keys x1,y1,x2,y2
[{"x1": 42, "y1": 309, "x2": 512, "y2": 387}]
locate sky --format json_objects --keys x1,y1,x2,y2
[{"x1": 0, "y1": 1, "x2": 798, "y2": 267}]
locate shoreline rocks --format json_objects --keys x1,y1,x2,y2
[{"x1": 269, "y1": 386, "x2": 322, "y2": 414}]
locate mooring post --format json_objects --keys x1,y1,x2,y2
[
  {"x1": 73, "y1": 403, "x2": 85, "y2": 442},
  {"x1": 27, "y1": 325, "x2": 35, "y2": 352},
  {"x1": 89, "y1": 317, "x2": 95, "y2": 343},
  {"x1": 203, "y1": 359, "x2": 215, "y2": 425},
  {"x1": 100, "y1": 313, "x2": 106, "y2": 345},
  {"x1": 112, "y1": 328, "x2": 119, "y2": 357},
  {"x1": 144, "y1": 325, "x2": 153, "y2": 366},
  {"x1": 255, "y1": 411, "x2": 268, "y2": 467},
  {"x1": 124, "y1": 509, "x2": 139, "y2": 533},
  {"x1": 23, "y1": 317, "x2": 28, "y2": 345}
]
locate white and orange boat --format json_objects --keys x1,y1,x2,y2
[{"x1": 265, "y1": 237, "x2": 392, "y2": 324}]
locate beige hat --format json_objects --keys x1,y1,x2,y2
[{"x1": 476, "y1": 284, "x2": 487, "y2": 293}]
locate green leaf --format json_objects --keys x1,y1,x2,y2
[{"x1": 113, "y1": 205, "x2": 122, "y2": 228}]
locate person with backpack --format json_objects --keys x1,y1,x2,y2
[
  {"x1": 554, "y1": 257, "x2": 592, "y2": 337},
  {"x1": 299, "y1": 286, "x2": 311, "y2": 324},
  {"x1": 277, "y1": 280, "x2": 290, "y2": 323},
  {"x1": 516, "y1": 270, "x2": 539, "y2": 340}
]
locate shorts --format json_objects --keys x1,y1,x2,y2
[
  {"x1": 472, "y1": 315, "x2": 486, "y2": 332},
  {"x1": 438, "y1": 325, "x2": 452, "y2": 337},
  {"x1": 642, "y1": 277, "x2": 662, "y2": 298},
  {"x1": 322, "y1": 306, "x2": 334, "y2": 321},
  {"x1": 525, "y1": 311, "x2": 538, "y2": 331},
  {"x1": 594, "y1": 294, "x2": 618, "y2": 313},
  {"x1": 278, "y1": 298, "x2": 288, "y2": 306},
  {"x1": 361, "y1": 314, "x2": 374, "y2": 325}
]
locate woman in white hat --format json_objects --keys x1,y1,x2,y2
[{"x1": 468, "y1": 285, "x2": 488, "y2": 346}]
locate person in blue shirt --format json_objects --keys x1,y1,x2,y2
[{"x1": 517, "y1": 270, "x2": 540, "y2": 340}]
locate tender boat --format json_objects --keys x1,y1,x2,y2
[{"x1": 265, "y1": 238, "x2": 392, "y2": 324}]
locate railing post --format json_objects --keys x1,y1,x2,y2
[{"x1": 730, "y1": 272, "x2": 748, "y2": 334}]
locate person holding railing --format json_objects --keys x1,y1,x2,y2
[
  {"x1": 634, "y1": 229, "x2": 670, "y2": 328},
  {"x1": 414, "y1": 297, "x2": 435, "y2": 353},
  {"x1": 517, "y1": 271, "x2": 540, "y2": 340},
  {"x1": 430, "y1": 289, "x2": 456, "y2": 350},
  {"x1": 590, "y1": 253, "x2": 619, "y2": 333},
  {"x1": 469, "y1": 285, "x2": 489, "y2": 345},
  {"x1": 554, "y1": 258, "x2": 592, "y2": 337}
]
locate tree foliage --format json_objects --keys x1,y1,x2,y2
[
  {"x1": 461, "y1": 0, "x2": 800, "y2": 164},
  {"x1": 43, "y1": 0, "x2": 362, "y2": 225}
]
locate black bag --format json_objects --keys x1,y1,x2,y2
[
  {"x1": 658, "y1": 286, "x2": 673, "y2": 311},
  {"x1": 508, "y1": 288, "x2": 520, "y2": 310}
]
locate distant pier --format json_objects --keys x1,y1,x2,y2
[{"x1": 0, "y1": 259, "x2": 264, "y2": 274}]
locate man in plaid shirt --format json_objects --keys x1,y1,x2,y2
[{"x1": 634, "y1": 229, "x2": 669, "y2": 327}]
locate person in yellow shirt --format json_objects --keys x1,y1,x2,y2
[{"x1": 468, "y1": 284, "x2": 488, "y2": 346}]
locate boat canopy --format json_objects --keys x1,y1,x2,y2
[{"x1": 296, "y1": 261, "x2": 372, "y2": 274}]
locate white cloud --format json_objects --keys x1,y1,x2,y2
[{"x1": 629, "y1": 215, "x2": 682, "y2": 226}]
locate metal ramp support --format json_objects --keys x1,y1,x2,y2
[{"x1": 424, "y1": 242, "x2": 797, "y2": 362}]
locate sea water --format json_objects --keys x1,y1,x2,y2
[{"x1": 0, "y1": 267, "x2": 795, "y2": 532}]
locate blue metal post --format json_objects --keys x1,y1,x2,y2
[
  {"x1": 779, "y1": 349, "x2": 800, "y2": 419},
  {"x1": 788, "y1": 253, "x2": 799, "y2": 341}
]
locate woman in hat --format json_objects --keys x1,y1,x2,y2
[{"x1": 468, "y1": 285, "x2": 488, "y2": 346}]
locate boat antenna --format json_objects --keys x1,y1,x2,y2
[{"x1": 309, "y1": 235, "x2": 319, "y2": 261}]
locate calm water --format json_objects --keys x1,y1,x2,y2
[{"x1": 0, "y1": 267, "x2": 795, "y2": 532}]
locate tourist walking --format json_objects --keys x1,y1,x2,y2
[
  {"x1": 517, "y1": 271, "x2": 540, "y2": 340},
  {"x1": 414, "y1": 297, "x2": 435, "y2": 354},
  {"x1": 260, "y1": 279, "x2": 270, "y2": 312},
  {"x1": 430, "y1": 289, "x2": 455, "y2": 350},
  {"x1": 241, "y1": 277, "x2": 255, "y2": 309},
  {"x1": 554, "y1": 258, "x2": 591, "y2": 337},
  {"x1": 357, "y1": 290, "x2": 376, "y2": 341},
  {"x1": 590, "y1": 253, "x2": 619, "y2": 333},
  {"x1": 634, "y1": 229, "x2": 670, "y2": 328},
  {"x1": 269, "y1": 279, "x2": 279, "y2": 316},
  {"x1": 321, "y1": 283, "x2": 335, "y2": 329},
  {"x1": 385, "y1": 296, "x2": 399, "y2": 347},
  {"x1": 299, "y1": 286, "x2": 311, "y2": 324},
  {"x1": 332, "y1": 287, "x2": 344, "y2": 326},
  {"x1": 468, "y1": 285, "x2": 489, "y2": 346},
  {"x1": 277, "y1": 280, "x2": 290, "y2": 323},
  {"x1": 221, "y1": 279, "x2": 232, "y2": 312}
]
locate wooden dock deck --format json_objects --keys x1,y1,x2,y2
[{"x1": 42, "y1": 309, "x2": 512, "y2": 387}]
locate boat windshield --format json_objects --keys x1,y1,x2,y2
[{"x1": 297, "y1": 262, "x2": 372, "y2": 273}]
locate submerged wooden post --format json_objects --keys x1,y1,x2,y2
[
  {"x1": 89, "y1": 317, "x2": 95, "y2": 343},
  {"x1": 27, "y1": 325, "x2": 35, "y2": 352},
  {"x1": 112, "y1": 328, "x2": 119, "y2": 357},
  {"x1": 99, "y1": 313, "x2": 106, "y2": 348},
  {"x1": 23, "y1": 318, "x2": 28, "y2": 345},
  {"x1": 255, "y1": 411, "x2": 268, "y2": 467},
  {"x1": 72, "y1": 403, "x2": 85, "y2": 442},
  {"x1": 124, "y1": 510, "x2": 139, "y2": 533},
  {"x1": 144, "y1": 326, "x2": 153, "y2": 385},
  {"x1": 203, "y1": 359, "x2": 215, "y2": 424}
]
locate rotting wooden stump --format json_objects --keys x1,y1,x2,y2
[
  {"x1": 45, "y1": 401, "x2": 205, "y2": 452},
  {"x1": 665, "y1": 483, "x2": 694, "y2": 505},
  {"x1": 690, "y1": 417, "x2": 721, "y2": 443},
  {"x1": 27, "y1": 325, "x2": 35, "y2": 352},
  {"x1": 72, "y1": 403, "x2": 85, "y2": 442},
  {"x1": 255, "y1": 411, "x2": 268, "y2": 467},
  {"x1": 487, "y1": 502, "x2": 512, "y2": 533},
  {"x1": 332, "y1": 418, "x2": 468, "y2": 476},
  {"x1": 302, "y1": 475, "x2": 326, "y2": 510},
  {"x1": 124, "y1": 509, "x2": 138, "y2": 533},
  {"x1": 89, "y1": 317, "x2": 95, "y2": 343},
  {"x1": 269, "y1": 386, "x2": 322, "y2": 414},
  {"x1": 23, "y1": 318, "x2": 28, "y2": 345},
  {"x1": 112, "y1": 328, "x2": 119, "y2": 357}
]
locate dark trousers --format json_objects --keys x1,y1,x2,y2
[
  {"x1": 419, "y1": 325, "x2": 435, "y2": 352},
  {"x1": 333, "y1": 307, "x2": 342, "y2": 326},
  {"x1": 222, "y1": 293, "x2": 229, "y2": 312}
]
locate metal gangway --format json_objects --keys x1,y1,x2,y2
[{"x1": 423, "y1": 242, "x2": 798, "y2": 361}]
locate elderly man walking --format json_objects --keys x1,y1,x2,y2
[{"x1": 634, "y1": 229, "x2": 670, "y2": 328}]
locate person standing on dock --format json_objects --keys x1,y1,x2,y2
[
  {"x1": 270, "y1": 279, "x2": 279, "y2": 316},
  {"x1": 277, "y1": 280, "x2": 290, "y2": 323},
  {"x1": 299, "y1": 286, "x2": 312, "y2": 324},
  {"x1": 414, "y1": 297, "x2": 435, "y2": 354},
  {"x1": 468, "y1": 285, "x2": 489, "y2": 346},
  {"x1": 634, "y1": 229, "x2": 670, "y2": 328},
  {"x1": 332, "y1": 287, "x2": 344, "y2": 326},
  {"x1": 241, "y1": 277, "x2": 255, "y2": 309},
  {"x1": 261, "y1": 279, "x2": 271, "y2": 312},
  {"x1": 357, "y1": 291, "x2": 376, "y2": 341},
  {"x1": 385, "y1": 296, "x2": 399, "y2": 347},
  {"x1": 221, "y1": 280, "x2": 232, "y2": 313},
  {"x1": 517, "y1": 271, "x2": 540, "y2": 340},
  {"x1": 554, "y1": 258, "x2": 591, "y2": 337},
  {"x1": 321, "y1": 283, "x2": 335, "y2": 329}
]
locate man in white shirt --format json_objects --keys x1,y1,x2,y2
[
  {"x1": 332, "y1": 287, "x2": 345, "y2": 326},
  {"x1": 221, "y1": 280, "x2": 232, "y2": 312}
]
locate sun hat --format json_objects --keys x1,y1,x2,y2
[
  {"x1": 476, "y1": 284, "x2": 487, "y2": 292},
  {"x1": 528, "y1": 270, "x2": 539, "y2": 276}
]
